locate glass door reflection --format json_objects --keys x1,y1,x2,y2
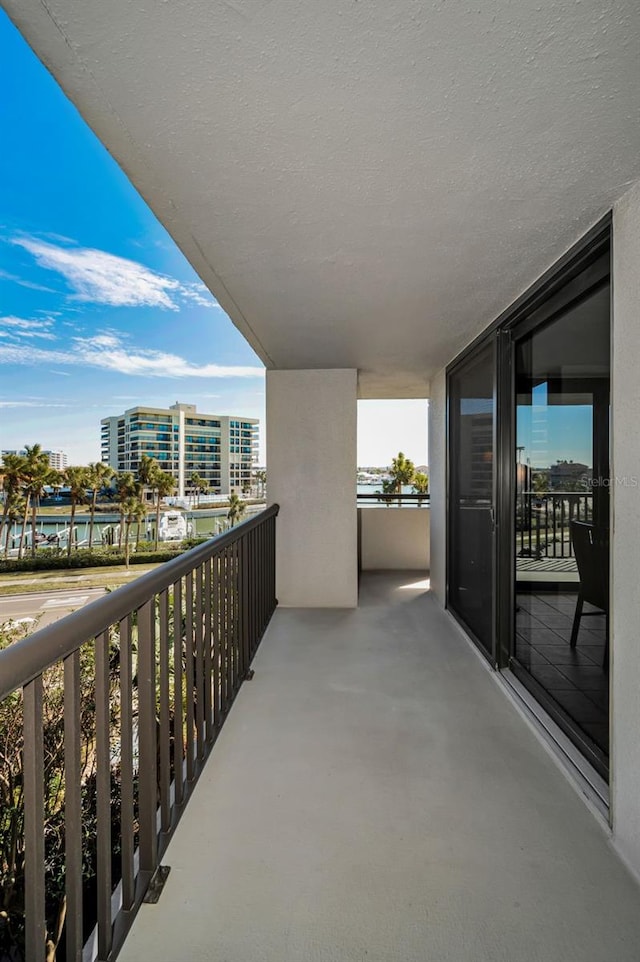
[
  {"x1": 512, "y1": 283, "x2": 610, "y2": 778},
  {"x1": 448, "y1": 341, "x2": 495, "y2": 658}
]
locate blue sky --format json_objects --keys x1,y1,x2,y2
[
  {"x1": 517, "y1": 380, "x2": 592, "y2": 468},
  {"x1": 0, "y1": 10, "x2": 266, "y2": 464},
  {"x1": 0, "y1": 11, "x2": 428, "y2": 469}
]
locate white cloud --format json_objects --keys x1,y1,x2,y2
[
  {"x1": 0, "y1": 315, "x2": 57, "y2": 340},
  {"x1": 73, "y1": 333, "x2": 263, "y2": 378},
  {"x1": 0, "y1": 330, "x2": 264, "y2": 379},
  {"x1": 13, "y1": 237, "x2": 182, "y2": 309},
  {"x1": 1, "y1": 315, "x2": 52, "y2": 331},
  {"x1": 0, "y1": 269, "x2": 58, "y2": 293},
  {"x1": 11, "y1": 236, "x2": 222, "y2": 311},
  {"x1": 180, "y1": 281, "x2": 221, "y2": 309}
]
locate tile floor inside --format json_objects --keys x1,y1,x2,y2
[{"x1": 515, "y1": 589, "x2": 608, "y2": 757}]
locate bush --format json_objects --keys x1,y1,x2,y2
[
  {"x1": 0, "y1": 548, "x2": 185, "y2": 575},
  {"x1": 180, "y1": 536, "x2": 210, "y2": 549}
]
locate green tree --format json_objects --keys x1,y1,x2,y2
[
  {"x1": 532, "y1": 472, "x2": 548, "y2": 494},
  {"x1": 190, "y1": 472, "x2": 205, "y2": 508},
  {"x1": 227, "y1": 492, "x2": 246, "y2": 527},
  {"x1": 412, "y1": 470, "x2": 429, "y2": 504},
  {"x1": 116, "y1": 473, "x2": 137, "y2": 550},
  {"x1": 3, "y1": 495, "x2": 26, "y2": 559},
  {"x1": 389, "y1": 451, "x2": 415, "y2": 494},
  {"x1": 376, "y1": 477, "x2": 397, "y2": 506},
  {"x1": 17, "y1": 445, "x2": 52, "y2": 559},
  {"x1": 136, "y1": 454, "x2": 158, "y2": 504},
  {"x1": 121, "y1": 495, "x2": 147, "y2": 567},
  {"x1": 87, "y1": 462, "x2": 115, "y2": 549},
  {"x1": 64, "y1": 466, "x2": 89, "y2": 557},
  {"x1": 0, "y1": 453, "x2": 25, "y2": 557},
  {"x1": 31, "y1": 465, "x2": 60, "y2": 558},
  {"x1": 254, "y1": 469, "x2": 267, "y2": 499},
  {"x1": 154, "y1": 471, "x2": 176, "y2": 550}
]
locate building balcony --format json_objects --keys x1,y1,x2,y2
[
  {"x1": 119, "y1": 567, "x2": 640, "y2": 961},
  {"x1": 2, "y1": 509, "x2": 639, "y2": 961}
]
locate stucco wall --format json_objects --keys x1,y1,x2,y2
[
  {"x1": 359, "y1": 507, "x2": 430, "y2": 570},
  {"x1": 266, "y1": 369, "x2": 358, "y2": 607},
  {"x1": 611, "y1": 179, "x2": 640, "y2": 879},
  {"x1": 428, "y1": 369, "x2": 447, "y2": 604}
]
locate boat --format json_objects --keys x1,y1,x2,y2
[{"x1": 158, "y1": 511, "x2": 192, "y2": 542}]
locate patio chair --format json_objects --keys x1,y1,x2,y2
[{"x1": 569, "y1": 521, "x2": 609, "y2": 669}]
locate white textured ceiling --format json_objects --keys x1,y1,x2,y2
[{"x1": 4, "y1": 0, "x2": 640, "y2": 397}]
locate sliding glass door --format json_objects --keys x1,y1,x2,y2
[
  {"x1": 447, "y1": 340, "x2": 496, "y2": 659},
  {"x1": 510, "y1": 274, "x2": 610, "y2": 778},
  {"x1": 446, "y1": 221, "x2": 611, "y2": 780}
]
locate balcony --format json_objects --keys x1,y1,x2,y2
[
  {"x1": 120, "y1": 568, "x2": 639, "y2": 962},
  {"x1": 3, "y1": 509, "x2": 639, "y2": 961}
]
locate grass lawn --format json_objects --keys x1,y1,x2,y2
[{"x1": 0, "y1": 563, "x2": 163, "y2": 596}]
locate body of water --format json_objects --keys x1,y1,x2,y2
[{"x1": 1, "y1": 504, "x2": 267, "y2": 551}]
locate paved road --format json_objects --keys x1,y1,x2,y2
[{"x1": 0, "y1": 587, "x2": 106, "y2": 634}]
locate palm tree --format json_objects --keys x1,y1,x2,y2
[
  {"x1": 64, "y1": 466, "x2": 89, "y2": 557},
  {"x1": 121, "y1": 495, "x2": 147, "y2": 568},
  {"x1": 532, "y1": 472, "x2": 549, "y2": 495},
  {"x1": 135, "y1": 502, "x2": 147, "y2": 549},
  {"x1": 30, "y1": 464, "x2": 60, "y2": 558},
  {"x1": 389, "y1": 452, "x2": 415, "y2": 494},
  {"x1": 378, "y1": 477, "x2": 397, "y2": 506},
  {"x1": 190, "y1": 472, "x2": 205, "y2": 508},
  {"x1": 253, "y1": 469, "x2": 267, "y2": 499},
  {"x1": 17, "y1": 445, "x2": 50, "y2": 559},
  {"x1": 412, "y1": 471, "x2": 429, "y2": 504},
  {"x1": 3, "y1": 495, "x2": 26, "y2": 559},
  {"x1": 87, "y1": 462, "x2": 114, "y2": 549},
  {"x1": 116, "y1": 473, "x2": 136, "y2": 550},
  {"x1": 154, "y1": 471, "x2": 176, "y2": 550},
  {"x1": 0, "y1": 454, "x2": 25, "y2": 556},
  {"x1": 137, "y1": 455, "x2": 157, "y2": 502},
  {"x1": 227, "y1": 492, "x2": 246, "y2": 527}
]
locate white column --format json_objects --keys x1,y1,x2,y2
[
  {"x1": 428, "y1": 368, "x2": 447, "y2": 605},
  {"x1": 267, "y1": 369, "x2": 358, "y2": 607},
  {"x1": 611, "y1": 178, "x2": 640, "y2": 880}
]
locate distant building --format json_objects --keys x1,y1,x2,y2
[
  {"x1": 44, "y1": 450, "x2": 68, "y2": 471},
  {"x1": 549, "y1": 460, "x2": 591, "y2": 490},
  {"x1": 1, "y1": 448, "x2": 68, "y2": 470},
  {"x1": 100, "y1": 402, "x2": 259, "y2": 497}
]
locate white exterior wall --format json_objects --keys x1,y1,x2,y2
[
  {"x1": 428, "y1": 368, "x2": 447, "y2": 605},
  {"x1": 359, "y1": 508, "x2": 430, "y2": 570},
  {"x1": 267, "y1": 369, "x2": 358, "y2": 607},
  {"x1": 611, "y1": 179, "x2": 640, "y2": 879}
]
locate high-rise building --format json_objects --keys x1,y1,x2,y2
[
  {"x1": 45, "y1": 450, "x2": 68, "y2": 471},
  {"x1": 0, "y1": 448, "x2": 68, "y2": 470},
  {"x1": 100, "y1": 402, "x2": 259, "y2": 497}
]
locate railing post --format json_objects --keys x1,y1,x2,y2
[
  {"x1": 137, "y1": 599, "x2": 158, "y2": 882},
  {"x1": 241, "y1": 533, "x2": 250, "y2": 677},
  {"x1": 23, "y1": 676, "x2": 45, "y2": 962},
  {"x1": 64, "y1": 651, "x2": 83, "y2": 962},
  {"x1": 95, "y1": 631, "x2": 113, "y2": 961}
]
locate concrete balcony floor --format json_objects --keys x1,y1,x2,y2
[{"x1": 119, "y1": 572, "x2": 640, "y2": 962}]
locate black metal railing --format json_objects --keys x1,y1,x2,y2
[
  {"x1": 516, "y1": 491, "x2": 591, "y2": 560},
  {"x1": 0, "y1": 505, "x2": 278, "y2": 962},
  {"x1": 356, "y1": 492, "x2": 430, "y2": 508}
]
